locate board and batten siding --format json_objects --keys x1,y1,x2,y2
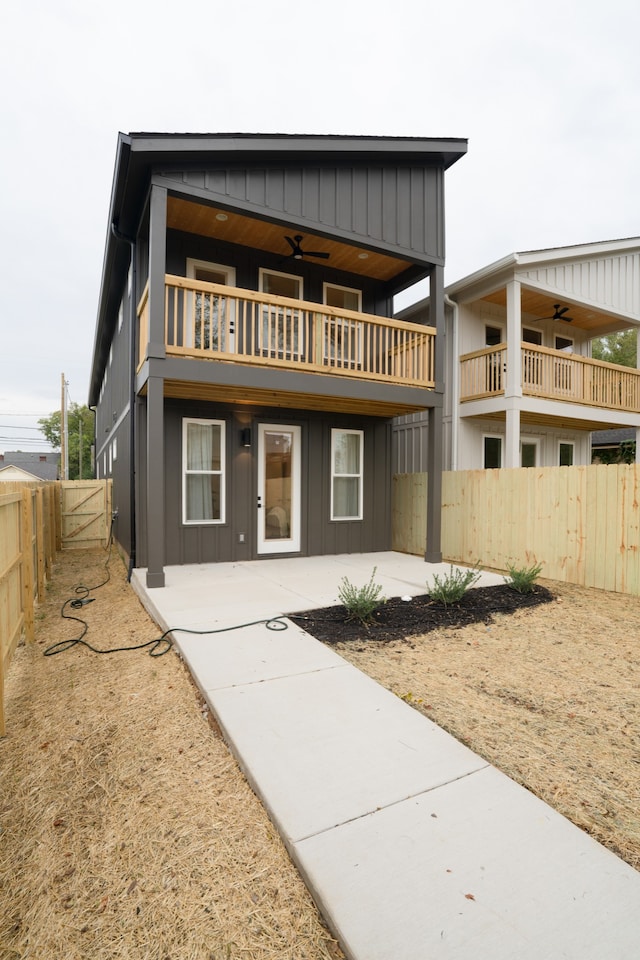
[
  {"x1": 393, "y1": 465, "x2": 640, "y2": 596},
  {"x1": 160, "y1": 164, "x2": 445, "y2": 263},
  {"x1": 520, "y1": 250, "x2": 640, "y2": 320}
]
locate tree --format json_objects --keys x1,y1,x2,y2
[
  {"x1": 39, "y1": 403, "x2": 94, "y2": 480},
  {"x1": 591, "y1": 330, "x2": 637, "y2": 368}
]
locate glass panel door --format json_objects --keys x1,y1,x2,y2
[
  {"x1": 257, "y1": 424, "x2": 301, "y2": 554},
  {"x1": 186, "y1": 259, "x2": 236, "y2": 352}
]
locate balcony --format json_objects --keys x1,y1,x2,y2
[
  {"x1": 137, "y1": 276, "x2": 436, "y2": 389},
  {"x1": 459, "y1": 343, "x2": 640, "y2": 413}
]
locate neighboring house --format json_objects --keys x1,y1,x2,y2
[
  {"x1": 591, "y1": 427, "x2": 636, "y2": 463},
  {"x1": 396, "y1": 238, "x2": 640, "y2": 471},
  {"x1": 89, "y1": 132, "x2": 467, "y2": 587},
  {"x1": 0, "y1": 452, "x2": 59, "y2": 481}
]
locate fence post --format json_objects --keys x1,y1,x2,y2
[
  {"x1": 35, "y1": 487, "x2": 45, "y2": 599},
  {"x1": 20, "y1": 489, "x2": 35, "y2": 643}
]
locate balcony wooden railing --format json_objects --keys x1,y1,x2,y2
[
  {"x1": 459, "y1": 344, "x2": 507, "y2": 399},
  {"x1": 137, "y1": 276, "x2": 436, "y2": 388},
  {"x1": 460, "y1": 343, "x2": 640, "y2": 413}
]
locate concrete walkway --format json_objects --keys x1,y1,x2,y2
[{"x1": 131, "y1": 553, "x2": 640, "y2": 960}]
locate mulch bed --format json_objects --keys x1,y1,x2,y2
[{"x1": 290, "y1": 584, "x2": 554, "y2": 644}]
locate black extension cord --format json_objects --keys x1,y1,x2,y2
[{"x1": 44, "y1": 524, "x2": 289, "y2": 658}]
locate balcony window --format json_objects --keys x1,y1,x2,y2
[
  {"x1": 183, "y1": 418, "x2": 225, "y2": 524},
  {"x1": 331, "y1": 428, "x2": 363, "y2": 520},
  {"x1": 323, "y1": 283, "x2": 363, "y2": 368},
  {"x1": 259, "y1": 269, "x2": 304, "y2": 359}
]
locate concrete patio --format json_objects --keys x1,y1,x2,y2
[{"x1": 131, "y1": 552, "x2": 640, "y2": 960}]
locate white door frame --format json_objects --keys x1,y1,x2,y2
[{"x1": 257, "y1": 423, "x2": 301, "y2": 554}]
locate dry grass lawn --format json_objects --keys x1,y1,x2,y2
[
  {"x1": 2, "y1": 549, "x2": 638, "y2": 960},
  {"x1": 335, "y1": 578, "x2": 640, "y2": 871},
  {"x1": 0, "y1": 550, "x2": 343, "y2": 960}
]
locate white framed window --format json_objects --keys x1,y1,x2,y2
[
  {"x1": 331, "y1": 428, "x2": 363, "y2": 520},
  {"x1": 483, "y1": 435, "x2": 502, "y2": 469},
  {"x1": 559, "y1": 441, "x2": 574, "y2": 466},
  {"x1": 485, "y1": 325, "x2": 503, "y2": 346},
  {"x1": 186, "y1": 259, "x2": 236, "y2": 351},
  {"x1": 323, "y1": 282, "x2": 363, "y2": 368},
  {"x1": 555, "y1": 335, "x2": 574, "y2": 353},
  {"x1": 522, "y1": 327, "x2": 542, "y2": 345},
  {"x1": 259, "y1": 268, "x2": 304, "y2": 359},
  {"x1": 520, "y1": 438, "x2": 539, "y2": 468},
  {"x1": 182, "y1": 418, "x2": 226, "y2": 524}
]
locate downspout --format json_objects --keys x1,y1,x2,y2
[
  {"x1": 445, "y1": 294, "x2": 459, "y2": 471},
  {"x1": 110, "y1": 221, "x2": 137, "y2": 581}
]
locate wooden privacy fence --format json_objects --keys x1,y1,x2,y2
[
  {"x1": 393, "y1": 465, "x2": 640, "y2": 597},
  {"x1": 0, "y1": 479, "x2": 112, "y2": 735},
  {"x1": 0, "y1": 482, "x2": 59, "y2": 735}
]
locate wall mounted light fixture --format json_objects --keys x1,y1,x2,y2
[{"x1": 240, "y1": 428, "x2": 252, "y2": 448}]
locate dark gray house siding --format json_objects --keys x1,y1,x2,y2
[
  {"x1": 89, "y1": 133, "x2": 466, "y2": 586},
  {"x1": 159, "y1": 162, "x2": 445, "y2": 272},
  {"x1": 134, "y1": 400, "x2": 390, "y2": 567}
]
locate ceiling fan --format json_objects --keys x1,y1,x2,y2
[
  {"x1": 283, "y1": 235, "x2": 330, "y2": 261},
  {"x1": 537, "y1": 304, "x2": 574, "y2": 322}
]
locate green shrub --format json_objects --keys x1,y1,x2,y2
[
  {"x1": 338, "y1": 567, "x2": 385, "y2": 624},
  {"x1": 429, "y1": 565, "x2": 481, "y2": 606},
  {"x1": 504, "y1": 561, "x2": 543, "y2": 593}
]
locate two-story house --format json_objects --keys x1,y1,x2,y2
[
  {"x1": 89, "y1": 133, "x2": 467, "y2": 587},
  {"x1": 395, "y1": 238, "x2": 640, "y2": 472}
]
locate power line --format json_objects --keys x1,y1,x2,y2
[{"x1": 0, "y1": 424, "x2": 45, "y2": 431}]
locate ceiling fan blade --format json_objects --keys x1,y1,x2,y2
[
  {"x1": 284, "y1": 236, "x2": 298, "y2": 252},
  {"x1": 304, "y1": 250, "x2": 330, "y2": 259}
]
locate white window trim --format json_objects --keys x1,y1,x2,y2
[
  {"x1": 182, "y1": 418, "x2": 226, "y2": 525},
  {"x1": 555, "y1": 335, "x2": 574, "y2": 354},
  {"x1": 259, "y1": 267, "x2": 303, "y2": 298},
  {"x1": 483, "y1": 434, "x2": 503, "y2": 469},
  {"x1": 558, "y1": 440, "x2": 575, "y2": 466},
  {"x1": 330, "y1": 428, "x2": 364, "y2": 521},
  {"x1": 323, "y1": 281, "x2": 362, "y2": 310},
  {"x1": 520, "y1": 437, "x2": 540, "y2": 468},
  {"x1": 258, "y1": 268, "x2": 304, "y2": 359},
  {"x1": 185, "y1": 259, "x2": 236, "y2": 351},
  {"x1": 323, "y1": 282, "x2": 363, "y2": 366},
  {"x1": 186, "y1": 258, "x2": 236, "y2": 286},
  {"x1": 522, "y1": 326, "x2": 543, "y2": 345}
]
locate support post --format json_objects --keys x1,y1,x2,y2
[
  {"x1": 145, "y1": 375, "x2": 165, "y2": 588},
  {"x1": 144, "y1": 182, "x2": 167, "y2": 588},
  {"x1": 425, "y1": 405, "x2": 443, "y2": 562},
  {"x1": 425, "y1": 264, "x2": 445, "y2": 562}
]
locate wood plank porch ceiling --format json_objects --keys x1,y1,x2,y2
[
  {"x1": 481, "y1": 288, "x2": 622, "y2": 333},
  {"x1": 153, "y1": 378, "x2": 427, "y2": 418},
  {"x1": 167, "y1": 197, "x2": 410, "y2": 282}
]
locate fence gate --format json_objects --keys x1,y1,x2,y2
[{"x1": 61, "y1": 480, "x2": 112, "y2": 549}]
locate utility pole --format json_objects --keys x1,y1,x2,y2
[{"x1": 60, "y1": 373, "x2": 67, "y2": 480}]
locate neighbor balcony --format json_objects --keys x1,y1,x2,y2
[
  {"x1": 137, "y1": 276, "x2": 436, "y2": 389},
  {"x1": 459, "y1": 343, "x2": 640, "y2": 412}
]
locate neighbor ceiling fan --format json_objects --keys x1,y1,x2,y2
[
  {"x1": 536, "y1": 304, "x2": 574, "y2": 322},
  {"x1": 283, "y1": 235, "x2": 330, "y2": 261}
]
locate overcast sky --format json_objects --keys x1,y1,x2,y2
[{"x1": 1, "y1": 0, "x2": 638, "y2": 453}]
